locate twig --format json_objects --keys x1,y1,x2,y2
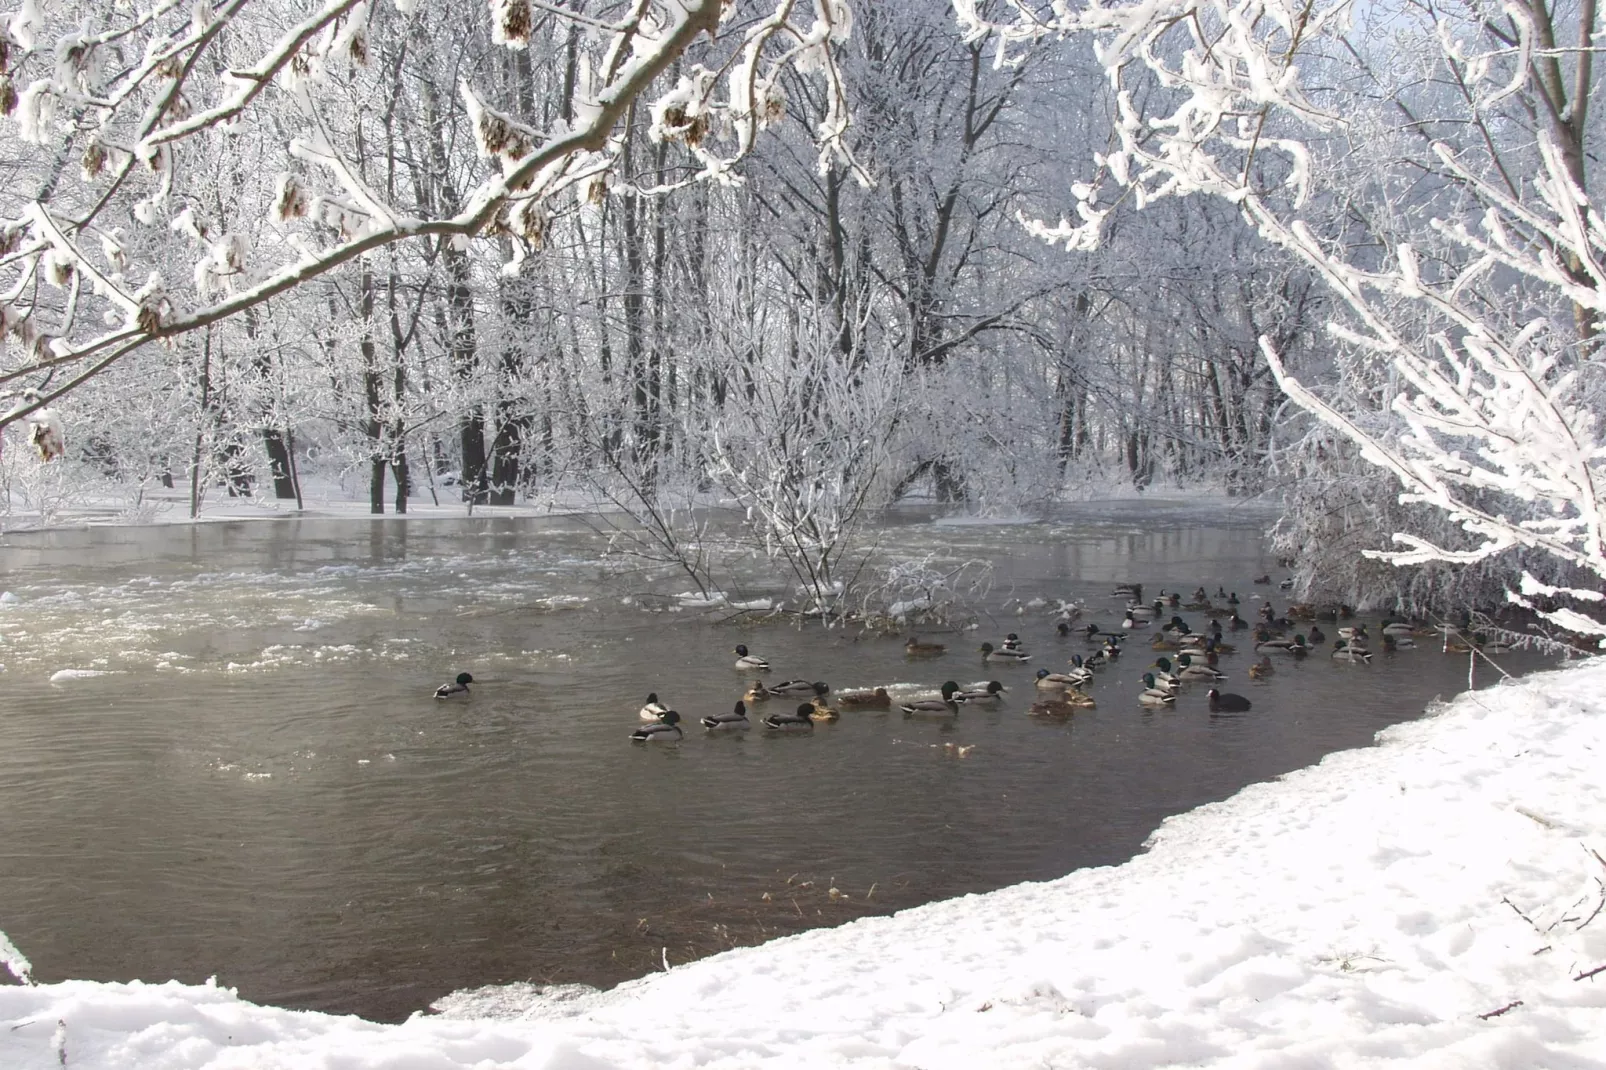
[
  {"x1": 1477, "y1": 1000, "x2": 1523, "y2": 1019},
  {"x1": 1575, "y1": 963, "x2": 1606, "y2": 981},
  {"x1": 1503, "y1": 895, "x2": 1541, "y2": 932}
]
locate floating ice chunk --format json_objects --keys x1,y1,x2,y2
[
  {"x1": 0, "y1": 591, "x2": 19, "y2": 604},
  {"x1": 49, "y1": 668, "x2": 121, "y2": 683}
]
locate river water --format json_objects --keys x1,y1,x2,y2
[{"x1": 0, "y1": 501, "x2": 1549, "y2": 1020}]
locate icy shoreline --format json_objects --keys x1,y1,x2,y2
[{"x1": 4, "y1": 658, "x2": 1604, "y2": 1068}]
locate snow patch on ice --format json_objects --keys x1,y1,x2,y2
[{"x1": 48, "y1": 668, "x2": 122, "y2": 682}]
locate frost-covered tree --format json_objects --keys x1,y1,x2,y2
[
  {"x1": 964, "y1": 0, "x2": 1606, "y2": 636},
  {"x1": 0, "y1": 0, "x2": 859, "y2": 456}
]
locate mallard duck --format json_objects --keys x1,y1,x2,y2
[
  {"x1": 838, "y1": 686, "x2": 892, "y2": 708},
  {"x1": 763, "y1": 703, "x2": 816, "y2": 731},
  {"x1": 1337, "y1": 624, "x2": 1368, "y2": 642},
  {"x1": 1083, "y1": 647, "x2": 1107, "y2": 669},
  {"x1": 1030, "y1": 691, "x2": 1093, "y2": 716},
  {"x1": 809, "y1": 697, "x2": 840, "y2": 721},
  {"x1": 1099, "y1": 639, "x2": 1122, "y2": 660},
  {"x1": 1150, "y1": 633, "x2": 1181, "y2": 651},
  {"x1": 1127, "y1": 602, "x2": 1158, "y2": 622},
  {"x1": 638, "y1": 692, "x2": 670, "y2": 721},
  {"x1": 434, "y1": 672, "x2": 473, "y2": 699},
  {"x1": 1381, "y1": 633, "x2": 1414, "y2": 652},
  {"x1": 901, "y1": 681, "x2": 961, "y2": 715},
  {"x1": 1001, "y1": 633, "x2": 1025, "y2": 651},
  {"x1": 1253, "y1": 574, "x2": 1271, "y2": 585},
  {"x1": 734, "y1": 644, "x2": 770, "y2": 671},
  {"x1": 1139, "y1": 673, "x2": 1177, "y2": 705},
  {"x1": 1255, "y1": 631, "x2": 1305, "y2": 655},
  {"x1": 1176, "y1": 654, "x2": 1225, "y2": 680},
  {"x1": 1084, "y1": 624, "x2": 1127, "y2": 642},
  {"x1": 702, "y1": 701, "x2": 750, "y2": 730},
  {"x1": 1037, "y1": 667, "x2": 1090, "y2": 689},
  {"x1": 768, "y1": 679, "x2": 829, "y2": 697},
  {"x1": 1307, "y1": 625, "x2": 1326, "y2": 644},
  {"x1": 905, "y1": 636, "x2": 947, "y2": 657},
  {"x1": 631, "y1": 709, "x2": 683, "y2": 741},
  {"x1": 1113, "y1": 583, "x2": 1143, "y2": 600},
  {"x1": 1207, "y1": 689, "x2": 1252, "y2": 712},
  {"x1": 1247, "y1": 656, "x2": 1275, "y2": 679},
  {"x1": 1149, "y1": 656, "x2": 1181, "y2": 687},
  {"x1": 1331, "y1": 639, "x2": 1372, "y2": 663},
  {"x1": 955, "y1": 680, "x2": 1008, "y2": 702},
  {"x1": 1227, "y1": 611, "x2": 1249, "y2": 631},
  {"x1": 979, "y1": 642, "x2": 1031, "y2": 663},
  {"x1": 742, "y1": 680, "x2": 771, "y2": 703},
  {"x1": 1203, "y1": 636, "x2": 1235, "y2": 655}
]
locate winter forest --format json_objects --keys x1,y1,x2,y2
[{"x1": 1, "y1": 0, "x2": 1603, "y2": 636}]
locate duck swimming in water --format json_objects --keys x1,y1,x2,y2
[
  {"x1": 631, "y1": 709, "x2": 683, "y2": 741},
  {"x1": 1331, "y1": 639, "x2": 1372, "y2": 663},
  {"x1": 905, "y1": 636, "x2": 947, "y2": 657},
  {"x1": 434, "y1": 672, "x2": 473, "y2": 699},
  {"x1": 743, "y1": 680, "x2": 771, "y2": 703},
  {"x1": 1030, "y1": 693, "x2": 1093, "y2": 715},
  {"x1": 1038, "y1": 666, "x2": 1092, "y2": 689},
  {"x1": 638, "y1": 692, "x2": 671, "y2": 721},
  {"x1": 1176, "y1": 653, "x2": 1226, "y2": 680},
  {"x1": 734, "y1": 644, "x2": 770, "y2": 671},
  {"x1": 837, "y1": 686, "x2": 892, "y2": 708},
  {"x1": 763, "y1": 703, "x2": 817, "y2": 731},
  {"x1": 901, "y1": 681, "x2": 962, "y2": 716},
  {"x1": 1139, "y1": 673, "x2": 1178, "y2": 706},
  {"x1": 768, "y1": 679, "x2": 830, "y2": 697},
  {"x1": 979, "y1": 642, "x2": 1031, "y2": 663},
  {"x1": 955, "y1": 680, "x2": 1008, "y2": 703},
  {"x1": 701, "y1": 701, "x2": 751, "y2": 730}
]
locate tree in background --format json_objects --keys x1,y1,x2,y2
[{"x1": 963, "y1": 0, "x2": 1606, "y2": 637}]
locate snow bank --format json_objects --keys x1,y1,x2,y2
[{"x1": 4, "y1": 660, "x2": 1605, "y2": 1068}]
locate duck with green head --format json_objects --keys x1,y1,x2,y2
[{"x1": 435, "y1": 672, "x2": 473, "y2": 699}]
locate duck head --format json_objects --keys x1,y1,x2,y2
[
  {"x1": 454, "y1": 673, "x2": 473, "y2": 686},
  {"x1": 939, "y1": 680, "x2": 961, "y2": 699}
]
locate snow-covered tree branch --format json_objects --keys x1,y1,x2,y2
[
  {"x1": 963, "y1": 0, "x2": 1606, "y2": 637},
  {"x1": 0, "y1": 0, "x2": 861, "y2": 437}
]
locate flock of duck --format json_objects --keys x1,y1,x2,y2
[{"x1": 432, "y1": 579, "x2": 1481, "y2": 742}]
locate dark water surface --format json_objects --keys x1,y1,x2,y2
[{"x1": 0, "y1": 502, "x2": 1550, "y2": 1020}]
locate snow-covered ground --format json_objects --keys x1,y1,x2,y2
[{"x1": 4, "y1": 658, "x2": 1604, "y2": 1069}]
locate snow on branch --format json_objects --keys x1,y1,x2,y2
[
  {"x1": 963, "y1": 0, "x2": 1606, "y2": 633},
  {"x1": 0, "y1": 0, "x2": 862, "y2": 435}
]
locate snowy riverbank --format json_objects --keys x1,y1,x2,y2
[{"x1": 4, "y1": 657, "x2": 1604, "y2": 1068}]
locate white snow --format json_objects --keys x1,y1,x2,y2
[
  {"x1": 4, "y1": 659, "x2": 1605, "y2": 1068},
  {"x1": 46, "y1": 668, "x2": 122, "y2": 683}
]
